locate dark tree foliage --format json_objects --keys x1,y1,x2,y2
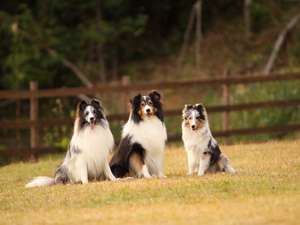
[
  {"x1": 0, "y1": 0, "x2": 198, "y2": 89},
  {"x1": 0, "y1": 1, "x2": 294, "y2": 89}
]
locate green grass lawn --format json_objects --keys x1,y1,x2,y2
[{"x1": 0, "y1": 140, "x2": 300, "y2": 225}]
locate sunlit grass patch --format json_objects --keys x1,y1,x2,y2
[{"x1": 0, "y1": 140, "x2": 299, "y2": 225}]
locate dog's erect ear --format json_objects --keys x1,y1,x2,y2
[
  {"x1": 194, "y1": 103, "x2": 205, "y2": 113},
  {"x1": 130, "y1": 94, "x2": 141, "y2": 107},
  {"x1": 182, "y1": 104, "x2": 192, "y2": 119},
  {"x1": 149, "y1": 90, "x2": 161, "y2": 101},
  {"x1": 78, "y1": 100, "x2": 87, "y2": 111},
  {"x1": 91, "y1": 98, "x2": 102, "y2": 109},
  {"x1": 183, "y1": 104, "x2": 193, "y2": 112}
]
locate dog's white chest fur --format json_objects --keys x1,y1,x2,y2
[
  {"x1": 123, "y1": 117, "x2": 167, "y2": 175},
  {"x1": 123, "y1": 117, "x2": 167, "y2": 152},
  {"x1": 68, "y1": 123, "x2": 114, "y2": 181},
  {"x1": 182, "y1": 124, "x2": 210, "y2": 153}
]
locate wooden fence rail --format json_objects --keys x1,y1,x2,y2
[
  {"x1": 0, "y1": 72, "x2": 300, "y2": 100},
  {"x1": 1, "y1": 99, "x2": 300, "y2": 129},
  {"x1": 0, "y1": 72, "x2": 299, "y2": 159}
]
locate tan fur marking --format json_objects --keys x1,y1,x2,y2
[
  {"x1": 184, "y1": 118, "x2": 205, "y2": 130},
  {"x1": 139, "y1": 103, "x2": 155, "y2": 119},
  {"x1": 138, "y1": 108, "x2": 145, "y2": 120},
  {"x1": 73, "y1": 103, "x2": 82, "y2": 135},
  {"x1": 129, "y1": 152, "x2": 144, "y2": 178}
]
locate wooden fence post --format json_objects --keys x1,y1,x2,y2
[
  {"x1": 30, "y1": 81, "x2": 39, "y2": 161},
  {"x1": 121, "y1": 76, "x2": 130, "y2": 113},
  {"x1": 222, "y1": 70, "x2": 230, "y2": 143}
]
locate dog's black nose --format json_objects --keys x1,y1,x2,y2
[
  {"x1": 191, "y1": 125, "x2": 196, "y2": 129},
  {"x1": 146, "y1": 108, "x2": 151, "y2": 113},
  {"x1": 90, "y1": 117, "x2": 95, "y2": 122}
]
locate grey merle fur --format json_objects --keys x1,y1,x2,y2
[
  {"x1": 78, "y1": 99, "x2": 105, "y2": 128},
  {"x1": 207, "y1": 139, "x2": 221, "y2": 167}
]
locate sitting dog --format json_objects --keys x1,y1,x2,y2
[
  {"x1": 110, "y1": 91, "x2": 167, "y2": 178},
  {"x1": 26, "y1": 99, "x2": 116, "y2": 188},
  {"x1": 181, "y1": 103, "x2": 236, "y2": 176}
]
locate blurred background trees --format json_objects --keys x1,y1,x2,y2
[
  {"x1": 0, "y1": 0, "x2": 300, "y2": 157},
  {"x1": 0, "y1": 0, "x2": 194, "y2": 88},
  {"x1": 1, "y1": 0, "x2": 300, "y2": 89}
]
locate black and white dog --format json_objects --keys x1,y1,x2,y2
[
  {"x1": 26, "y1": 99, "x2": 116, "y2": 188},
  {"x1": 110, "y1": 91, "x2": 167, "y2": 178},
  {"x1": 182, "y1": 103, "x2": 236, "y2": 176}
]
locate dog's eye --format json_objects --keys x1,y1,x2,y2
[
  {"x1": 93, "y1": 110, "x2": 96, "y2": 114},
  {"x1": 141, "y1": 102, "x2": 145, "y2": 106},
  {"x1": 85, "y1": 112, "x2": 88, "y2": 116},
  {"x1": 148, "y1": 101, "x2": 153, "y2": 106}
]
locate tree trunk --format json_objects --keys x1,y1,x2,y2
[
  {"x1": 178, "y1": 5, "x2": 196, "y2": 65},
  {"x1": 46, "y1": 48, "x2": 92, "y2": 101},
  {"x1": 263, "y1": 12, "x2": 300, "y2": 74},
  {"x1": 20, "y1": 26, "x2": 93, "y2": 100},
  {"x1": 46, "y1": 48, "x2": 92, "y2": 87}
]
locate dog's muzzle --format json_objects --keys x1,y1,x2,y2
[
  {"x1": 89, "y1": 117, "x2": 96, "y2": 128},
  {"x1": 144, "y1": 106, "x2": 153, "y2": 115}
]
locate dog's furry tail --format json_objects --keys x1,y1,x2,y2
[{"x1": 25, "y1": 176, "x2": 55, "y2": 188}]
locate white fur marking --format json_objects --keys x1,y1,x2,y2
[
  {"x1": 198, "y1": 154, "x2": 210, "y2": 176},
  {"x1": 142, "y1": 165, "x2": 152, "y2": 178},
  {"x1": 123, "y1": 116, "x2": 167, "y2": 177},
  {"x1": 25, "y1": 176, "x2": 55, "y2": 188},
  {"x1": 67, "y1": 122, "x2": 115, "y2": 183},
  {"x1": 191, "y1": 110, "x2": 198, "y2": 128},
  {"x1": 84, "y1": 105, "x2": 96, "y2": 123},
  {"x1": 182, "y1": 111, "x2": 235, "y2": 176}
]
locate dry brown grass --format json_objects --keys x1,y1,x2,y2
[{"x1": 0, "y1": 140, "x2": 300, "y2": 225}]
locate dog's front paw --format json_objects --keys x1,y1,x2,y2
[
  {"x1": 197, "y1": 172, "x2": 205, "y2": 176},
  {"x1": 158, "y1": 174, "x2": 167, "y2": 179},
  {"x1": 142, "y1": 173, "x2": 152, "y2": 179},
  {"x1": 122, "y1": 177, "x2": 134, "y2": 181},
  {"x1": 227, "y1": 167, "x2": 236, "y2": 174}
]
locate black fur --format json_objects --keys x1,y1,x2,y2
[
  {"x1": 78, "y1": 100, "x2": 89, "y2": 128},
  {"x1": 130, "y1": 94, "x2": 142, "y2": 123},
  {"x1": 91, "y1": 98, "x2": 105, "y2": 124},
  {"x1": 79, "y1": 100, "x2": 88, "y2": 111},
  {"x1": 78, "y1": 99, "x2": 105, "y2": 128},
  {"x1": 194, "y1": 104, "x2": 205, "y2": 120},
  {"x1": 130, "y1": 91, "x2": 164, "y2": 124},
  {"x1": 110, "y1": 135, "x2": 146, "y2": 178},
  {"x1": 207, "y1": 139, "x2": 221, "y2": 166},
  {"x1": 149, "y1": 90, "x2": 164, "y2": 122},
  {"x1": 183, "y1": 104, "x2": 205, "y2": 121},
  {"x1": 184, "y1": 104, "x2": 193, "y2": 111}
]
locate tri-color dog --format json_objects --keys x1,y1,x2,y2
[
  {"x1": 110, "y1": 91, "x2": 167, "y2": 178},
  {"x1": 26, "y1": 99, "x2": 116, "y2": 188},
  {"x1": 181, "y1": 103, "x2": 236, "y2": 176}
]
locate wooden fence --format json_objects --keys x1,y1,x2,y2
[{"x1": 0, "y1": 72, "x2": 300, "y2": 160}]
